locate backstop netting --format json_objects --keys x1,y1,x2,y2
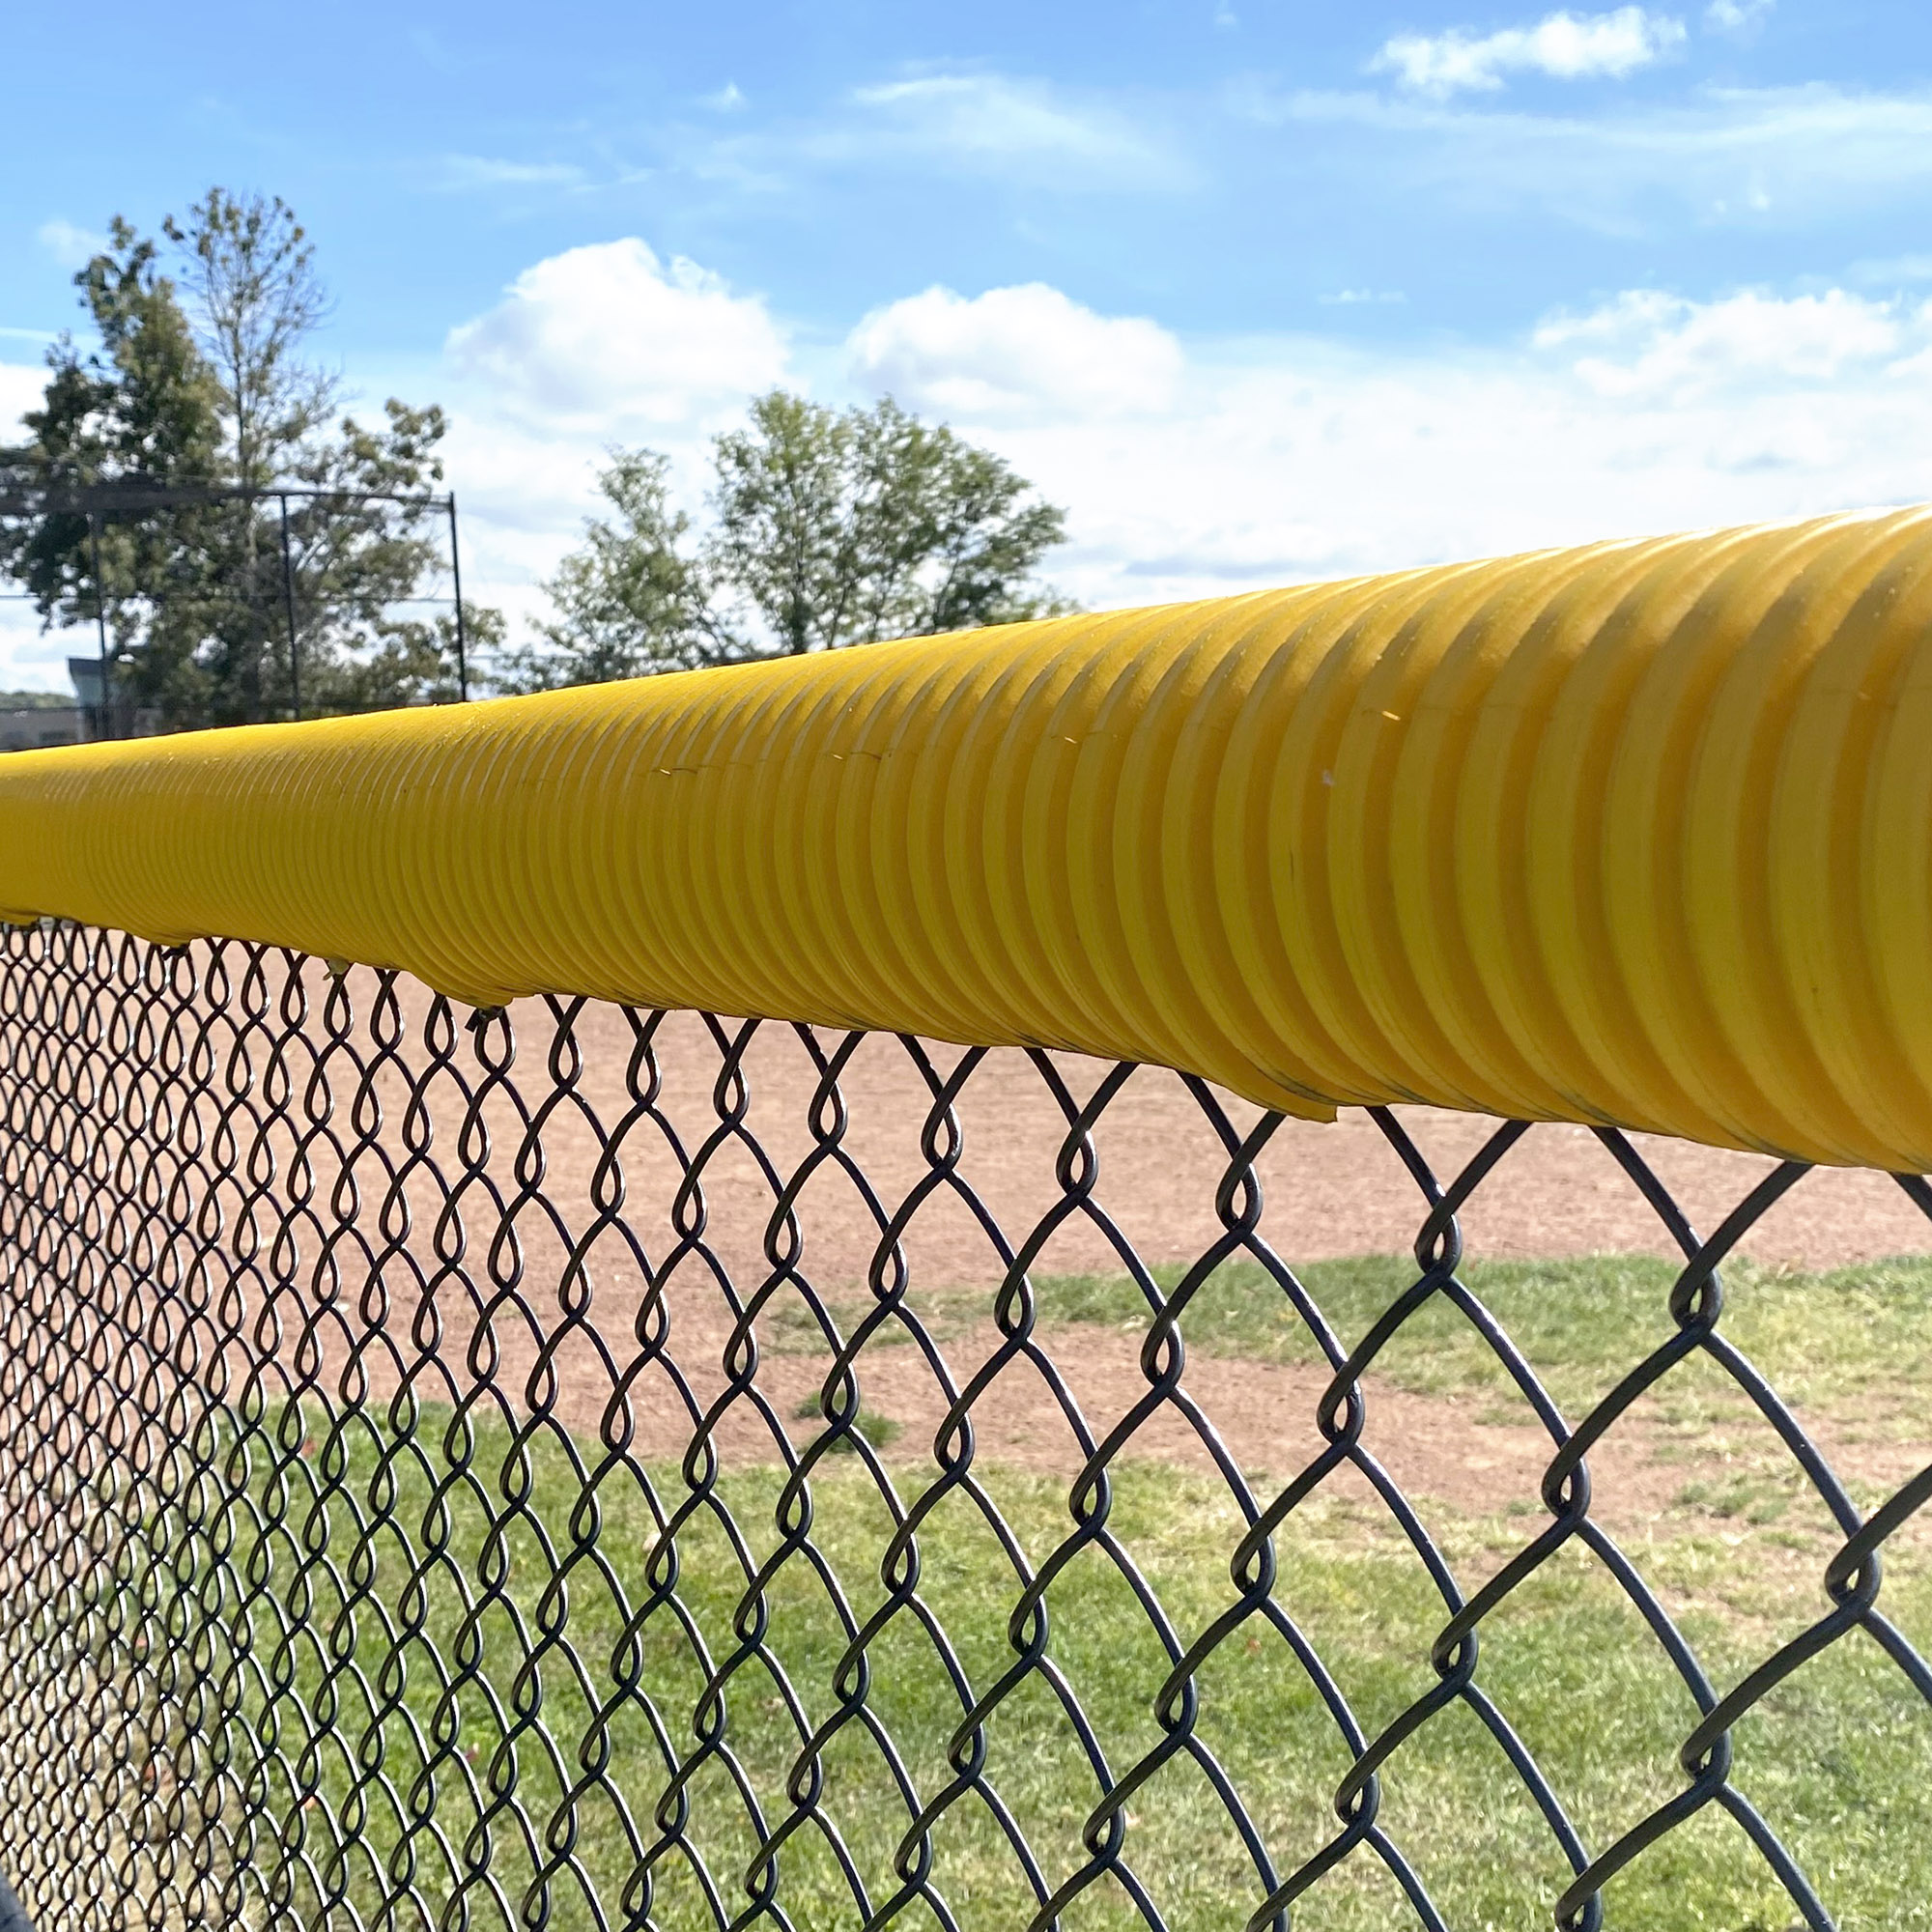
[{"x1": 1, "y1": 510, "x2": 1929, "y2": 1931}]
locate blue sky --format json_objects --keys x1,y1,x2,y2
[{"x1": 7, "y1": 0, "x2": 1932, "y2": 686}]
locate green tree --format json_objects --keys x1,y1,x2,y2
[
  {"x1": 503, "y1": 390, "x2": 1070, "y2": 690},
  {"x1": 165, "y1": 188, "x2": 334, "y2": 497},
  {"x1": 711, "y1": 392, "x2": 1071, "y2": 652},
  {"x1": 0, "y1": 190, "x2": 493, "y2": 729},
  {"x1": 0, "y1": 219, "x2": 224, "y2": 698},
  {"x1": 493, "y1": 451, "x2": 721, "y2": 690}
]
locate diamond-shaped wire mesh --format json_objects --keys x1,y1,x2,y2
[{"x1": 0, "y1": 923, "x2": 1927, "y2": 1931}]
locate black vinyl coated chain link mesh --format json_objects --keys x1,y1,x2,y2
[{"x1": 0, "y1": 923, "x2": 1928, "y2": 1931}]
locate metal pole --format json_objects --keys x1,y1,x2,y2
[
  {"x1": 278, "y1": 493, "x2": 300, "y2": 723},
  {"x1": 88, "y1": 510, "x2": 112, "y2": 741},
  {"x1": 446, "y1": 493, "x2": 469, "y2": 703}
]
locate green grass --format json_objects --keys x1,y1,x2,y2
[
  {"x1": 793, "y1": 1391, "x2": 904, "y2": 1452},
  {"x1": 36, "y1": 1256, "x2": 1931, "y2": 1929},
  {"x1": 74, "y1": 1348, "x2": 1932, "y2": 1932},
  {"x1": 774, "y1": 1251, "x2": 1932, "y2": 1460},
  {"x1": 1035, "y1": 1252, "x2": 1932, "y2": 1414}
]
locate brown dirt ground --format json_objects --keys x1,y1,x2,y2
[
  {"x1": 196, "y1": 979, "x2": 1924, "y2": 1534},
  {"x1": 502, "y1": 995, "x2": 1932, "y2": 1285}
]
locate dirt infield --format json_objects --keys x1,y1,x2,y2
[
  {"x1": 346, "y1": 996, "x2": 1926, "y2": 1524},
  {"x1": 530, "y1": 999, "x2": 1932, "y2": 1284}
]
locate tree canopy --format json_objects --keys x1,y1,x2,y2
[
  {"x1": 499, "y1": 390, "x2": 1070, "y2": 692},
  {"x1": 0, "y1": 190, "x2": 493, "y2": 729}
]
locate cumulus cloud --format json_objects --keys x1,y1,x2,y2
[
  {"x1": 0, "y1": 360, "x2": 43, "y2": 429},
  {"x1": 846, "y1": 284, "x2": 1183, "y2": 420},
  {"x1": 445, "y1": 239, "x2": 789, "y2": 436},
  {"x1": 0, "y1": 362, "x2": 79, "y2": 692},
  {"x1": 1534, "y1": 287, "x2": 1904, "y2": 395},
  {"x1": 1706, "y1": 0, "x2": 1773, "y2": 28},
  {"x1": 1374, "y1": 8, "x2": 1686, "y2": 97},
  {"x1": 23, "y1": 235, "x2": 1921, "y2": 691},
  {"x1": 430, "y1": 240, "x2": 791, "y2": 634}
]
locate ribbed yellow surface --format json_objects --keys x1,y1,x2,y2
[{"x1": 7, "y1": 506, "x2": 1932, "y2": 1168}]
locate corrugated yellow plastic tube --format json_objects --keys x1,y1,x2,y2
[{"x1": 7, "y1": 505, "x2": 1932, "y2": 1171}]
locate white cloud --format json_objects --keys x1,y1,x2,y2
[
  {"x1": 1264, "y1": 84, "x2": 1932, "y2": 234},
  {"x1": 1374, "y1": 8, "x2": 1687, "y2": 97},
  {"x1": 847, "y1": 284, "x2": 1183, "y2": 421},
  {"x1": 37, "y1": 219, "x2": 108, "y2": 269},
  {"x1": 0, "y1": 604, "x2": 86, "y2": 696},
  {"x1": 1, "y1": 361, "x2": 76, "y2": 695},
  {"x1": 825, "y1": 282, "x2": 1932, "y2": 611},
  {"x1": 2, "y1": 358, "x2": 118, "y2": 694},
  {"x1": 432, "y1": 240, "x2": 792, "y2": 637},
  {"x1": 842, "y1": 72, "x2": 1189, "y2": 188},
  {"x1": 436, "y1": 156, "x2": 586, "y2": 190},
  {"x1": 422, "y1": 246, "x2": 1932, "y2": 666},
  {"x1": 1533, "y1": 287, "x2": 1903, "y2": 395},
  {"x1": 444, "y1": 239, "x2": 788, "y2": 436},
  {"x1": 18, "y1": 237, "x2": 1932, "y2": 691},
  {"x1": 0, "y1": 360, "x2": 43, "y2": 430},
  {"x1": 1706, "y1": 0, "x2": 1773, "y2": 29},
  {"x1": 702, "y1": 82, "x2": 747, "y2": 111}
]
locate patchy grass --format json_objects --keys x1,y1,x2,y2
[
  {"x1": 793, "y1": 1391, "x2": 904, "y2": 1453},
  {"x1": 1021, "y1": 1252, "x2": 1932, "y2": 1426},
  {"x1": 772, "y1": 1253, "x2": 1932, "y2": 1438}
]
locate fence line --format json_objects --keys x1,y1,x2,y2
[{"x1": 0, "y1": 511, "x2": 1929, "y2": 1929}]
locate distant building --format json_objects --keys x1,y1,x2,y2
[
  {"x1": 0, "y1": 660, "x2": 160, "y2": 750},
  {"x1": 0, "y1": 706, "x2": 87, "y2": 753},
  {"x1": 64, "y1": 655, "x2": 159, "y2": 742}
]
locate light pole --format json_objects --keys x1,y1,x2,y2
[
  {"x1": 447, "y1": 493, "x2": 469, "y2": 703},
  {"x1": 278, "y1": 492, "x2": 301, "y2": 722},
  {"x1": 87, "y1": 510, "x2": 113, "y2": 741}
]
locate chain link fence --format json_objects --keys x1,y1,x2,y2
[{"x1": 0, "y1": 921, "x2": 1926, "y2": 1931}]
